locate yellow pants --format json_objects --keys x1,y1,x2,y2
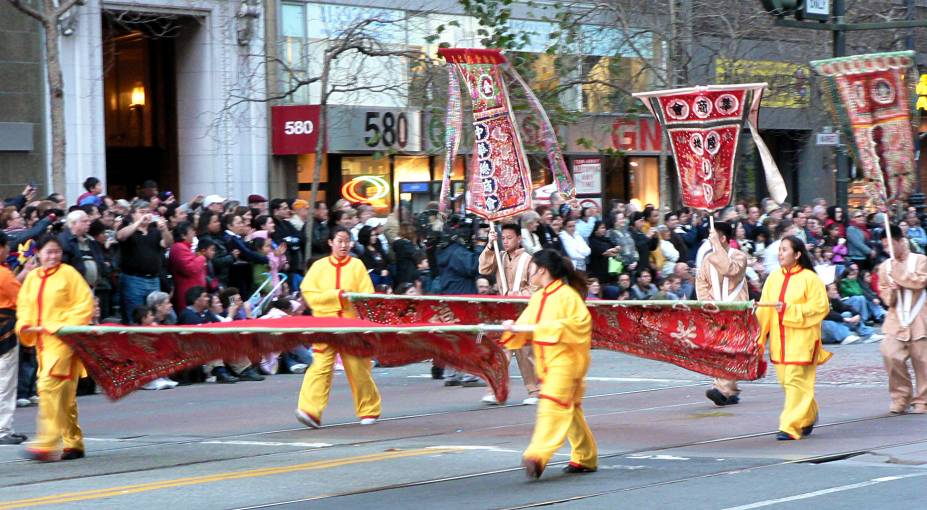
[
  {"x1": 297, "y1": 343, "x2": 381, "y2": 423},
  {"x1": 523, "y1": 369, "x2": 597, "y2": 469},
  {"x1": 774, "y1": 363, "x2": 818, "y2": 439},
  {"x1": 30, "y1": 374, "x2": 83, "y2": 454}
]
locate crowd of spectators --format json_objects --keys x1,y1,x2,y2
[{"x1": 8, "y1": 175, "x2": 912, "y2": 405}]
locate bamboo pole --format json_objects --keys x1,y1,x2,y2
[
  {"x1": 489, "y1": 220, "x2": 508, "y2": 295},
  {"x1": 343, "y1": 292, "x2": 756, "y2": 311},
  {"x1": 47, "y1": 323, "x2": 536, "y2": 336}
]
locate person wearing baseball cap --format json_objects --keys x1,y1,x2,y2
[{"x1": 202, "y1": 195, "x2": 225, "y2": 213}]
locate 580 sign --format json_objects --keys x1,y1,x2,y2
[
  {"x1": 283, "y1": 120, "x2": 314, "y2": 135},
  {"x1": 364, "y1": 111, "x2": 419, "y2": 150}
]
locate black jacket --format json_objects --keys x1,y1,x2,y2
[
  {"x1": 58, "y1": 230, "x2": 104, "y2": 286},
  {"x1": 437, "y1": 242, "x2": 479, "y2": 295},
  {"x1": 273, "y1": 218, "x2": 305, "y2": 274},
  {"x1": 588, "y1": 234, "x2": 617, "y2": 283}
]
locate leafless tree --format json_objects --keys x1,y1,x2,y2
[{"x1": 6, "y1": 0, "x2": 85, "y2": 192}]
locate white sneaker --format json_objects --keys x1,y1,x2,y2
[
  {"x1": 864, "y1": 334, "x2": 885, "y2": 344},
  {"x1": 289, "y1": 363, "x2": 308, "y2": 374},
  {"x1": 141, "y1": 380, "x2": 161, "y2": 390},
  {"x1": 841, "y1": 335, "x2": 862, "y2": 345},
  {"x1": 481, "y1": 394, "x2": 499, "y2": 405},
  {"x1": 296, "y1": 409, "x2": 320, "y2": 429},
  {"x1": 16, "y1": 398, "x2": 30, "y2": 408},
  {"x1": 29, "y1": 395, "x2": 39, "y2": 404},
  {"x1": 522, "y1": 397, "x2": 539, "y2": 405},
  {"x1": 359, "y1": 417, "x2": 377, "y2": 425},
  {"x1": 162, "y1": 378, "x2": 179, "y2": 388}
]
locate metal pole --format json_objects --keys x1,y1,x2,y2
[{"x1": 833, "y1": 0, "x2": 850, "y2": 211}]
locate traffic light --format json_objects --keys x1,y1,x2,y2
[{"x1": 760, "y1": 0, "x2": 800, "y2": 16}]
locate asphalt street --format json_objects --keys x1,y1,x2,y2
[{"x1": 1, "y1": 342, "x2": 925, "y2": 510}]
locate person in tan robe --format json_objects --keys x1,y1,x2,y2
[
  {"x1": 877, "y1": 224, "x2": 927, "y2": 415},
  {"x1": 479, "y1": 223, "x2": 540, "y2": 405},
  {"x1": 695, "y1": 221, "x2": 748, "y2": 406}
]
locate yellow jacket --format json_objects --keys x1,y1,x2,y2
[
  {"x1": 300, "y1": 255, "x2": 374, "y2": 319},
  {"x1": 16, "y1": 264, "x2": 95, "y2": 379},
  {"x1": 502, "y1": 280, "x2": 592, "y2": 380},
  {"x1": 757, "y1": 266, "x2": 831, "y2": 366}
]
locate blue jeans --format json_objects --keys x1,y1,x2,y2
[
  {"x1": 843, "y1": 295, "x2": 885, "y2": 322},
  {"x1": 120, "y1": 274, "x2": 161, "y2": 324},
  {"x1": 282, "y1": 346, "x2": 313, "y2": 370},
  {"x1": 822, "y1": 312, "x2": 875, "y2": 344}
]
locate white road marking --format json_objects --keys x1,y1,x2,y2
[
  {"x1": 201, "y1": 440, "x2": 332, "y2": 448},
  {"x1": 425, "y1": 445, "x2": 521, "y2": 454},
  {"x1": 720, "y1": 472, "x2": 927, "y2": 510},
  {"x1": 408, "y1": 375, "x2": 698, "y2": 383},
  {"x1": 626, "y1": 454, "x2": 690, "y2": 461}
]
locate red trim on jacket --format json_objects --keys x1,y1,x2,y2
[
  {"x1": 539, "y1": 393, "x2": 573, "y2": 408},
  {"x1": 329, "y1": 256, "x2": 350, "y2": 318}
]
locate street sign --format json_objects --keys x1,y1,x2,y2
[
  {"x1": 816, "y1": 132, "x2": 839, "y2": 145},
  {"x1": 802, "y1": 0, "x2": 830, "y2": 20}
]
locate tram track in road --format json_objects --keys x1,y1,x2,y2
[
  {"x1": 0, "y1": 383, "x2": 705, "y2": 474},
  {"x1": 231, "y1": 412, "x2": 916, "y2": 510}
]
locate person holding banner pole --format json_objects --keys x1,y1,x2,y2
[
  {"x1": 479, "y1": 224, "x2": 540, "y2": 405},
  {"x1": 756, "y1": 236, "x2": 831, "y2": 441},
  {"x1": 695, "y1": 221, "x2": 748, "y2": 407},
  {"x1": 877, "y1": 224, "x2": 927, "y2": 415}
]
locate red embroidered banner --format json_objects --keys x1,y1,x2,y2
[
  {"x1": 811, "y1": 51, "x2": 917, "y2": 205},
  {"x1": 439, "y1": 48, "x2": 533, "y2": 221},
  {"x1": 350, "y1": 295, "x2": 765, "y2": 381},
  {"x1": 634, "y1": 84, "x2": 785, "y2": 211},
  {"x1": 53, "y1": 317, "x2": 510, "y2": 402}
]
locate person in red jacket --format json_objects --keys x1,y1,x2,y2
[{"x1": 169, "y1": 222, "x2": 206, "y2": 311}]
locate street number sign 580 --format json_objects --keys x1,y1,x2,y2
[
  {"x1": 365, "y1": 112, "x2": 409, "y2": 148},
  {"x1": 284, "y1": 120, "x2": 314, "y2": 135}
]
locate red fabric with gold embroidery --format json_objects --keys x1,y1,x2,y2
[{"x1": 351, "y1": 296, "x2": 765, "y2": 381}]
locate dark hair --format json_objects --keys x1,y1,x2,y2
[
  {"x1": 531, "y1": 249, "x2": 588, "y2": 298},
  {"x1": 630, "y1": 211, "x2": 645, "y2": 224},
  {"x1": 269, "y1": 198, "x2": 288, "y2": 213},
  {"x1": 878, "y1": 224, "x2": 903, "y2": 241},
  {"x1": 270, "y1": 297, "x2": 292, "y2": 312},
  {"x1": 314, "y1": 201, "x2": 327, "y2": 210},
  {"x1": 142, "y1": 180, "x2": 158, "y2": 189},
  {"x1": 592, "y1": 220, "x2": 606, "y2": 236},
  {"x1": 774, "y1": 218, "x2": 794, "y2": 239},
  {"x1": 79, "y1": 204, "x2": 97, "y2": 216},
  {"x1": 196, "y1": 210, "x2": 216, "y2": 235},
  {"x1": 781, "y1": 236, "x2": 815, "y2": 271},
  {"x1": 251, "y1": 237, "x2": 268, "y2": 251},
  {"x1": 196, "y1": 236, "x2": 215, "y2": 252},
  {"x1": 218, "y1": 287, "x2": 240, "y2": 308},
  {"x1": 396, "y1": 282, "x2": 416, "y2": 295},
  {"x1": 173, "y1": 221, "x2": 194, "y2": 241},
  {"x1": 0, "y1": 231, "x2": 8, "y2": 248},
  {"x1": 220, "y1": 213, "x2": 238, "y2": 233},
  {"x1": 357, "y1": 225, "x2": 374, "y2": 247},
  {"x1": 713, "y1": 221, "x2": 734, "y2": 242},
  {"x1": 329, "y1": 225, "x2": 352, "y2": 241},
  {"x1": 251, "y1": 214, "x2": 271, "y2": 231},
  {"x1": 34, "y1": 234, "x2": 62, "y2": 251},
  {"x1": 501, "y1": 223, "x2": 520, "y2": 236},
  {"x1": 83, "y1": 177, "x2": 100, "y2": 192},
  {"x1": 88, "y1": 219, "x2": 106, "y2": 238},
  {"x1": 131, "y1": 305, "x2": 153, "y2": 324},
  {"x1": 663, "y1": 211, "x2": 678, "y2": 222},
  {"x1": 185, "y1": 286, "x2": 207, "y2": 307}
]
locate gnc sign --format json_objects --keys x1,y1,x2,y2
[{"x1": 271, "y1": 105, "x2": 321, "y2": 155}]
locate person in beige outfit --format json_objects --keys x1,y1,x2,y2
[
  {"x1": 877, "y1": 225, "x2": 927, "y2": 415},
  {"x1": 695, "y1": 221, "x2": 748, "y2": 406},
  {"x1": 479, "y1": 223, "x2": 541, "y2": 405}
]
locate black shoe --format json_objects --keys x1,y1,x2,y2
[
  {"x1": 727, "y1": 394, "x2": 740, "y2": 405},
  {"x1": 562, "y1": 463, "x2": 597, "y2": 474},
  {"x1": 461, "y1": 379, "x2": 487, "y2": 388},
  {"x1": 237, "y1": 367, "x2": 265, "y2": 382},
  {"x1": 61, "y1": 448, "x2": 85, "y2": 460},
  {"x1": 212, "y1": 367, "x2": 239, "y2": 384},
  {"x1": 444, "y1": 379, "x2": 462, "y2": 387},
  {"x1": 776, "y1": 431, "x2": 795, "y2": 441},
  {"x1": 431, "y1": 366, "x2": 445, "y2": 380},
  {"x1": 0, "y1": 434, "x2": 25, "y2": 445},
  {"x1": 802, "y1": 417, "x2": 818, "y2": 437},
  {"x1": 706, "y1": 389, "x2": 730, "y2": 406}
]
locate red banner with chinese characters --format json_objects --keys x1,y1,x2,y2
[
  {"x1": 634, "y1": 84, "x2": 784, "y2": 211},
  {"x1": 350, "y1": 295, "x2": 765, "y2": 381},
  {"x1": 439, "y1": 49, "x2": 533, "y2": 221},
  {"x1": 53, "y1": 317, "x2": 510, "y2": 402},
  {"x1": 811, "y1": 51, "x2": 917, "y2": 205}
]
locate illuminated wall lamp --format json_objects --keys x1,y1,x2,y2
[{"x1": 130, "y1": 84, "x2": 146, "y2": 108}]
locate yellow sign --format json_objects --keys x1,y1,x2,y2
[
  {"x1": 715, "y1": 58, "x2": 810, "y2": 108},
  {"x1": 916, "y1": 75, "x2": 927, "y2": 111}
]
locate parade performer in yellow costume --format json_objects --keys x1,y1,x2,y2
[
  {"x1": 756, "y1": 236, "x2": 830, "y2": 441},
  {"x1": 296, "y1": 226, "x2": 381, "y2": 428},
  {"x1": 501, "y1": 249, "x2": 597, "y2": 479},
  {"x1": 17, "y1": 235, "x2": 95, "y2": 461}
]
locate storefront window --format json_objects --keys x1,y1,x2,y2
[
  {"x1": 394, "y1": 155, "x2": 430, "y2": 203},
  {"x1": 629, "y1": 157, "x2": 660, "y2": 209},
  {"x1": 434, "y1": 155, "x2": 465, "y2": 180},
  {"x1": 296, "y1": 153, "x2": 328, "y2": 202},
  {"x1": 341, "y1": 155, "x2": 391, "y2": 209}
]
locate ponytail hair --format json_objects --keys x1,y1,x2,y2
[
  {"x1": 781, "y1": 236, "x2": 815, "y2": 272},
  {"x1": 531, "y1": 249, "x2": 588, "y2": 297}
]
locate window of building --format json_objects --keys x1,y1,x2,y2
[
  {"x1": 629, "y1": 157, "x2": 660, "y2": 209},
  {"x1": 393, "y1": 155, "x2": 430, "y2": 203}
]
